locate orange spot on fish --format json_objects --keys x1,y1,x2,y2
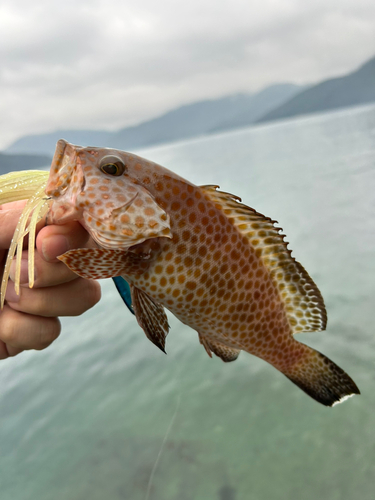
[
  {"x1": 144, "y1": 207, "x2": 155, "y2": 216},
  {"x1": 135, "y1": 216, "x2": 144, "y2": 227}
]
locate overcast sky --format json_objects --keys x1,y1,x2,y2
[{"x1": 1, "y1": 0, "x2": 374, "y2": 149}]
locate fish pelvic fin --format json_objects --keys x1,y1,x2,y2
[
  {"x1": 131, "y1": 285, "x2": 169, "y2": 353},
  {"x1": 199, "y1": 334, "x2": 241, "y2": 363},
  {"x1": 280, "y1": 344, "x2": 360, "y2": 407}
]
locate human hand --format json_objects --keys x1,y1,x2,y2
[{"x1": 0, "y1": 201, "x2": 101, "y2": 359}]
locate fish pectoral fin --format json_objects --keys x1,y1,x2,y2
[
  {"x1": 131, "y1": 285, "x2": 169, "y2": 353},
  {"x1": 58, "y1": 248, "x2": 126, "y2": 279},
  {"x1": 199, "y1": 334, "x2": 241, "y2": 363}
]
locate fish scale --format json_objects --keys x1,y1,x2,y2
[{"x1": 48, "y1": 139, "x2": 359, "y2": 407}]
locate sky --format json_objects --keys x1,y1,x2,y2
[{"x1": 1, "y1": 0, "x2": 374, "y2": 150}]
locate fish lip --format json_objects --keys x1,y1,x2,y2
[
  {"x1": 49, "y1": 139, "x2": 68, "y2": 177},
  {"x1": 45, "y1": 139, "x2": 78, "y2": 196},
  {"x1": 45, "y1": 139, "x2": 86, "y2": 224}
]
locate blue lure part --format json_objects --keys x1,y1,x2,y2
[{"x1": 112, "y1": 276, "x2": 134, "y2": 315}]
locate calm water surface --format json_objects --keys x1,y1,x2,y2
[{"x1": 0, "y1": 105, "x2": 374, "y2": 500}]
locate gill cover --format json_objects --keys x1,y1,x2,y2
[{"x1": 46, "y1": 139, "x2": 172, "y2": 250}]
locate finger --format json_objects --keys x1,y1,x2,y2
[
  {"x1": 0, "y1": 341, "x2": 23, "y2": 359},
  {"x1": 36, "y1": 222, "x2": 92, "y2": 263},
  {"x1": 0, "y1": 305, "x2": 61, "y2": 353},
  {"x1": 0, "y1": 340, "x2": 11, "y2": 359},
  {"x1": 5, "y1": 278, "x2": 101, "y2": 317},
  {"x1": 10, "y1": 249, "x2": 81, "y2": 288},
  {"x1": 0, "y1": 200, "x2": 27, "y2": 211},
  {"x1": 0, "y1": 207, "x2": 25, "y2": 249},
  {"x1": 0, "y1": 203, "x2": 45, "y2": 250}
]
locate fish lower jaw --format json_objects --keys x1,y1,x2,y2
[{"x1": 48, "y1": 203, "x2": 84, "y2": 225}]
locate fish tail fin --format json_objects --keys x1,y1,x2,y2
[{"x1": 280, "y1": 344, "x2": 360, "y2": 406}]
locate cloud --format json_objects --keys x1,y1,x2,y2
[{"x1": 1, "y1": 0, "x2": 374, "y2": 148}]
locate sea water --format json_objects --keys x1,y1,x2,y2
[{"x1": 0, "y1": 104, "x2": 374, "y2": 500}]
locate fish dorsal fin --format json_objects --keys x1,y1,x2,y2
[
  {"x1": 130, "y1": 285, "x2": 169, "y2": 353},
  {"x1": 199, "y1": 335, "x2": 240, "y2": 362},
  {"x1": 200, "y1": 185, "x2": 327, "y2": 333}
]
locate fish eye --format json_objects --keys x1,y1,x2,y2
[{"x1": 99, "y1": 156, "x2": 126, "y2": 176}]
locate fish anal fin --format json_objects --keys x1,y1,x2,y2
[
  {"x1": 200, "y1": 185, "x2": 327, "y2": 334},
  {"x1": 199, "y1": 335, "x2": 240, "y2": 363},
  {"x1": 58, "y1": 248, "x2": 127, "y2": 279},
  {"x1": 131, "y1": 285, "x2": 169, "y2": 353}
]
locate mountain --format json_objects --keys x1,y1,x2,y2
[
  {"x1": 257, "y1": 55, "x2": 375, "y2": 123},
  {"x1": 5, "y1": 52, "x2": 375, "y2": 156},
  {"x1": 108, "y1": 84, "x2": 301, "y2": 150},
  {"x1": 210, "y1": 84, "x2": 303, "y2": 132},
  {"x1": 0, "y1": 152, "x2": 52, "y2": 175},
  {"x1": 5, "y1": 84, "x2": 302, "y2": 156},
  {"x1": 6, "y1": 130, "x2": 111, "y2": 157},
  {"x1": 108, "y1": 93, "x2": 256, "y2": 149}
]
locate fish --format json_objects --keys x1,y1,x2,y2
[{"x1": 33, "y1": 140, "x2": 363, "y2": 405}]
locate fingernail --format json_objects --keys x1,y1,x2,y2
[
  {"x1": 9, "y1": 259, "x2": 33, "y2": 285},
  {"x1": 5, "y1": 282, "x2": 20, "y2": 303},
  {"x1": 42, "y1": 235, "x2": 70, "y2": 262}
]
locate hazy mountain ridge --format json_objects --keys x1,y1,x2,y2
[
  {"x1": 108, "y1": 84, "x2": 301, "y2": 150},
  {"x1": 5, "y1": 131, "x2": 111, "y2": 157},
  {"x1": 5, "y1": 84, "x2": 302, "y2": 156},
  {"x1": 257, "y1": 55, "x2": 375, "y2": 123},
  {"x1": 0, "y1": 152, "x2": 52, "y2": 174},
  {"x1": 210, "y1": 83, "x2": 305, "y2": 132},
  {"x1": 4, "y1": 53, "x2": 375, "y2": 160}
]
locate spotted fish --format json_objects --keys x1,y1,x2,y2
[{"x1": 45, "y1": 139, "x2": 360, "y2": 406}]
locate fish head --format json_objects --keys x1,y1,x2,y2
[{"x1": 46, "y1": 139, "x2": 172, "y2": 250}]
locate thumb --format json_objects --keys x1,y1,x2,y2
[{"x1": 36, "y1": 222, "x2": 92, "y2": 262}]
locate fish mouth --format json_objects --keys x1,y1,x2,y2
[
  {"x1": 45, "y1": 139, "x2": 85, "y2": 224},
  {"x1": 50, "y1": 139, "x2": 69, "y2": 176},
  {"x1": 46, "y1": 139, "x2": 81, "y2": 197}
]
